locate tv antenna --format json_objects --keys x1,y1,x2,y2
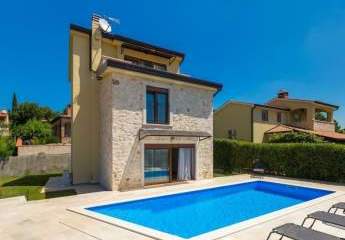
[{"x1": 99, "y1": 15, "x2": 120, "y2": 33}]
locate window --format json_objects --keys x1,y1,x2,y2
[
  {"x1": 228, "y1": 129, "x2": 237, "y2": 139},
  {"x1": 144, "y1": 145, "x2": 195, "y2": 185},
  {"x1": 277, "y1": 112, "x2": 282, "y2": 123},
  {"x1": 125, "y1": 56, "x2": 167, "y2": 71},
  {"x1": 64, "y1": 122, "x2": 71, "y2": 137},
  {"x1": 146, "y1": 86, "x2": 169, "y2": 124},
  {"x1": 261, "y1": 110, "x2": 269, "y2": 122},
  {"x1": 155, "y1": 64, "x2": 167, "y2": 71},
  {"x1": 315, "y1": 109, "x2": 329, "y2": 122},
  {"x1": 292, "y1": 109, "x2": 306, "y2": 123}
]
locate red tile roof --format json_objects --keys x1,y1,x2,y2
[
  {"x1": 316, "y1": 131, "x2": 345, "y2": 141},
  {"x1": 265, "y1": 124, "x2": 345, "y2": 141},
  {"x1": 266, "y1": 125, "x2": 295, "y2": 134}
]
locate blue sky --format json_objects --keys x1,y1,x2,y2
[{"x1": 0, "y1": 1, "x2": 344, "y2": 126}]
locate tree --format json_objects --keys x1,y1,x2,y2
[
  {"x1": 10, "y1": 102, "x2": 59, "y2": 127},
  {"x1": 40, "y1": 106, "x2": 59, "y2": 122},
  {"x1": 335, "y1": 120, "x2": 345, "y2": 133},
  {"x1": 12, "y1": 119, "x2": 56, "y2": 144},
  {"x1": 0, "y1": 136, "x2": 15, "y2": 160},
  {"x1": 11, "y1": 93, "x2": 18, "y2": 112}
]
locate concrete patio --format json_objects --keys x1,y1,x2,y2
[{"x1": 1, "y1": 174, "x2": 345, "y2": 240}]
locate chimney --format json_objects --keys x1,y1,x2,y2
[
  {"x1": 91, "y1": 14, "x2": 102, "y2": 72},
  {"x1": 277, "y1": 90, "x2": 289, "y2": 99}
]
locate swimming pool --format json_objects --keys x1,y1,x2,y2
[{"x1": 84, "y1": 181, "x2": 333, "y2": 239}]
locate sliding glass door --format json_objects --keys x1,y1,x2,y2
[
  {"x1": 144, "y1": 148, "x2": 170, "y2": 185},
  {"x1": 144, "y1": 145, "x2": 195, "y2": 185}
]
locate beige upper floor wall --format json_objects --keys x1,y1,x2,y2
[
  {"x1": 69, "y1": 22, "x2": 183, "y2": 80},
  {"x1": 252, "y1": 106, "x2": 288, "y2": 143},
  {"x1": 100, "y1": 39, "x2": 182, "y2": 73},
  {"x1": 252, "y1": 106, "x2": 289, "y2": 124},
  {"x1": 268, "y1": 98, "x2": 336, "y2": 130},
  {"x1": 214, "y1": 102, "x2": 289, "y2": 142}
]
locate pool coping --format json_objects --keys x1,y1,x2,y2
[{"x1": 68, "y1": 178, "x2": 344, "y2": 240}]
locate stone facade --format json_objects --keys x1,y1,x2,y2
[
  {"x1": 99, "y1": 71, "x2": 215, "y2": 190},
  {"x1": 98, "y1": 76, "x2": 114, "y2": 190}
]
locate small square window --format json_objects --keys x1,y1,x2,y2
[
  {"x1": 228, "y1": 129, "x2": 237, "y2": 139},
  {"x1": 155, "y1": 64, "x2": 167, "y2": 71},
  {"x1": 262, "y1": 110, "x2": 269, "y2": 122}
]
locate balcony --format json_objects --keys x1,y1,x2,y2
[{"x1": 313, "y1": 119, "x2": 335, "y2": 132}]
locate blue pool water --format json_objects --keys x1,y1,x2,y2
[{"x1": 87, "y1": 181, "x2": 333, "y2": 239}]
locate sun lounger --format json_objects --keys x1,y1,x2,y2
[
  {"x1": 329, "y1": 202, "x2": 345, "y2": 214},
  {"x1": 302, "y1": 211, "x2": 345, "y2": 229},
  {"x1": 266, "y1": 223, "x2": 343, "y2": 240}
]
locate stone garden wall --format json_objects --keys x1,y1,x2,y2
[
  {"x1": 17, "y1": 144, "x2": 71, "y2": 156},
  {"x1": 0, "y1": 153, "x2": 71, "y2": 176}
]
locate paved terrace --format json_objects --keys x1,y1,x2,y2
[{"x1": 1, "y1": 175, "x2": 345, "y2": 240}]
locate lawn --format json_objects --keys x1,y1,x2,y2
[{"x1": 0, "y1": 174, "x2": 76, "y2": 201}]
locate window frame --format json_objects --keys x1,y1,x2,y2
[
  {"x1": 125, "y1": 55, "x2": 167, "y2": 71},
  {"x1": 228, "y1": 129, "x2": 237, "y2": 140},
  {"x1": 146, "y1": 86, "x2": 170, "y2": 125},
  {"x1": 277, "y1": 112, "x2": 282, "y2": 123},
  {"x1": 261, "y1": 110, "x2": 269, "y2": 122}
]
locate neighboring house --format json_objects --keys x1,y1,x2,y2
[
  {"x1": 51, "y1": 105, "x2": 71, "y2": 144},
  {"x1": 69, "y1": 15, "x2": 222, "y2": 190},
  {"x1": 0, "y1": 110, "x2": 10, "y2": 136},
  {"x1": 214, "y1": 90, "x2": 345, "y2": 143}
]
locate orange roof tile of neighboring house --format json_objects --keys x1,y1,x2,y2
[
  {"x1": 265, "y1": 125, "x2": 295, "y2": 134},
  {"x1": 265, "y1": 124, "x2": 345, "y2": 142},
  {"x1": 316, "y1": 131, "x2": 345, "y2": 141},
  {"x1": 265, "y1": 124, "x2": 314, "y2": 134}
]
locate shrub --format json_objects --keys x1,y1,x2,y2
[
  {"x1": 0, "y1": 136, "x2": 15, "y2": 160},
  {"x1": 12, "y1": 119, "x2": 53, "y2": 144},
  {"x1": 267, "y1": 132, "x2": 325, "y2": 143},
  {"x1": 214, "y1": 139, "x2": 345, "y2": 182}
]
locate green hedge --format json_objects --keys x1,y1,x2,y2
[{"x1": 214, "y1": 139, "x2": 345, "y2": 182}]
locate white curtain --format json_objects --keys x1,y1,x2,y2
[{"x1": 177, "y1": 148, "x2": 192, "y2": 181}]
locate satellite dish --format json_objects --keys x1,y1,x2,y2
[{"x1": 99, "y1": 18, "x2": 112, "y2": 33}]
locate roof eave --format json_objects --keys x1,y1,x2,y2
[
  {"x1": 69, "y1": 24, "x2": 185, "y2": 61},
  {"x1": 100, "y1": 57, "x2": 222, "y2": 94},
  {"x1": 313, "y1": 101, "x2": 339, "y2": 110},
  {"x1": 254, "y1": 104, "x2": 290, "y2": 111},
  {"x1": 271, "y1": 98, "x2": 339, "y2": 110}
]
